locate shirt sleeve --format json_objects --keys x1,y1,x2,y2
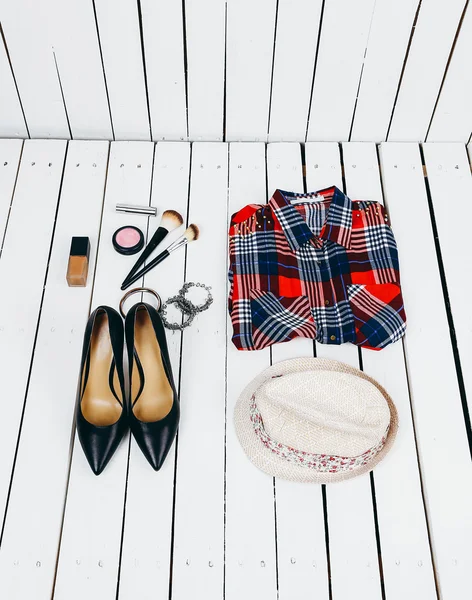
[
  {"x1": 227, "y1": 203, "x2": 262, "y2": 351},
  {"x1": 348, "y1": 204, "x2": 407, "y2": 349}
]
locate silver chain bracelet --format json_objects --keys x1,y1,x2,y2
[{"x1": 160, "y1": 282, "x2": 213, "y2": 331}]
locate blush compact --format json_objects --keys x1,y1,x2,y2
[{"x1": 112, "y1": 225, "x2": 144, "y2": 256}]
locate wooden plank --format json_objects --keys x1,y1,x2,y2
[
  {"x1": 117, "y1": 141, "x2": 191, "y2": 599},
  {"x1": 267, "y1": 143, "x2": 330, "y2": 600},
  {"x1": 0, "y1": 141, "x2": 109, "y2": 600},
  {"x1": 0, "y1": 3, "x2": 69, "y2": 137},
  {"x1": 94, "y1": 0, "x2": 150, "y2": 140},
  {"x1": 350, "y1": 0, "x2": 419, "y2": 142},
  {"x1": 225, "y1": 0, "x2": 277, "y2": 141},
  {"x1": 379, "y1": 142, "x2": 472, "y2": 598},
  {"x1": 45, "y1": 0, "x2": 113, "y2": 139},
  {"x1": 304, "y1": 142, "x2": 344, "y2": 194},
  {"x1": 170, "y1": 143, "x2": 228, "y2": 599},
  {"x1": 1, "y1": 0, "x2": 111, "y2": 140},
  {"x1": 268, "y1": 0, "x2": 322, "y2": 142},
  {"x1": 53, "y1": 141, "x2": 155, "y2": 599},
  {"x1": 140, "y1": 0, "x2": 187, "y2": 141},
  {"x1": 388, "y1": 0, "x2": 467, "y2": 141},
  {"x1": 306, "y1": 0, "x2": 376, "y2": 141},
  {"x1": 342, "y1": 142, "x2": 436, "y2": 599},
  {"x1": 185, "y1": 0, "x2": 225, "y2": 141},
  {"x1": 0, "y1": 140, "x2": 23, "y2": 236},
  {"x1": 305, "y1": 142, "x2": 382, "y2": 600},
  {"x1": 0, "y1": 40, "x2": 28, "y2": 138},
  {"x1": 225, "y1": 142, "x2": 277, "y2": 600},
  {"x1": 423, "y1": 143, "x2": 472, "y2": 414},
  {"x1": 0, "y1": 139, "x2": 67, "y2": 521},
  {"x1": 427, "y1": 6, "x2": 472, "y2": 141}
]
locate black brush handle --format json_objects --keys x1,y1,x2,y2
[
  {"x1": 121, "y1": 226, "x2": 169, "y2": 287},
  {"x1": 120, "y1": 249, "x2": 170, "y2": 291}
]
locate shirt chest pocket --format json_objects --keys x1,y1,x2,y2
[{"x1": 250, "y1": 290, "x2": 316, "y2": 350}]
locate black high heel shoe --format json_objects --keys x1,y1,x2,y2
[
  {"x1": 76, "y1": 306, "x2": 128, "y2": 475},
  {"x1": 125, "y1": 303, "x2": 180, "y2": 470}
]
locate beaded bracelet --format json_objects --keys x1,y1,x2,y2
[{"x1": 160, "y1": 282, "x2": 213, "y2": 331}]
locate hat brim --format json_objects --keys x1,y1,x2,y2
[{"x1": 234, "y1": 357, "x2": 398, "y2": 484}]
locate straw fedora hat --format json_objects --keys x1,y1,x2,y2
[{"x1": 234, "y1": 358, "x2": 398, "y2": 483}]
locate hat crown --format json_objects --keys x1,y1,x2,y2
[{"x1": 256, "y1": 371, "x2": 390, "y2": 457}]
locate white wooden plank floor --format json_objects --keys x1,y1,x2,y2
[{"x1": 0, "y1": 140, "x2": 470, "y2": 600}]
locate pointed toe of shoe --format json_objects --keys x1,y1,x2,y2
[
  {"x1": 78, "y1": 428, "x2": 119, "y2": 475},
  {"x1": 142, "y1": 443, "x2": 170, "y2": 472},
  {"x1": 131, "y1": 404, "x2": 179, "y2": 471},
  {"x1": 77, "y1": 411, "x2": 128, "y2": 476},
  {"x1": 134, "y1": 425, "x2": 177, "y2": 471},
  {"x1": 139, "y1": 448, "x2": 161, "y2": 471},
  {"x1": 88, "y1": 452, "x2": 108, "y2": 476}
]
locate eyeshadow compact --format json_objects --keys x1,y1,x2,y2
[{"x1": 112, "y1": 225, "x2": 144, "y2": 256}]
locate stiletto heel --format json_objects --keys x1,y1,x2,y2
[
  {"x1": 76, "y1": 306, "x2": 128, "y2": 475},
  {"x1": 125, "y1": 303, "x2": 180, "y2": 470}
]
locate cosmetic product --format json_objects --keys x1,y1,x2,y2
[
  {"x1": 67, "y1": 237, "x2": 91, "y2": 287},
  {"x1": 121, "y1": 225, "x2": 199, "y2": 290},
  {"x1": 112, "y1": 226, "x2": 144, "y2": 256},
  {"x1": 116, "y1": 203, "x2": 157, "y2": 217},
  {"x1": 122, "y1": 210, "x2": 183, "y2": 288}
]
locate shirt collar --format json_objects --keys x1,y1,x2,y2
[{"x1": 269, "y1": 186, "x2": 352, "y2": 252}]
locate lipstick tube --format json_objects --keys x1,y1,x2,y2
[{"x1": 116, "y1": 204, "x2": 157, "y2": 217}]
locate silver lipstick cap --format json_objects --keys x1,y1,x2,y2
[{"x1": 116, "y1": 203, "x2": 157, "y2": 216}]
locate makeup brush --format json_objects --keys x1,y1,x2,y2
[
  {"x1": 121, "y1": 210, "x2": 183, "y2": 288},
  {"x1": 120, "y1": 224, "x2": 200, "y2": 291}
]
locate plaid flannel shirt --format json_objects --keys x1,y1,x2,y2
[{"x1": 228, "y1": 186, "x2": 406, "y2": 351}]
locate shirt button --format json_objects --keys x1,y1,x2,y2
[
  {"x1": 330, "y1": 335, "x2": 336, "y2": 341},
  {"x1": 325, "y1": 300, "x2": 330, "y2": 306}
]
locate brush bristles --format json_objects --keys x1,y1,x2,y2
[
  {"x1": 183, "y1": 224, "x2": 199, "y2": 242},
  {"x1": 160, "y1": 209, "x2": 183, "y2": 231}
]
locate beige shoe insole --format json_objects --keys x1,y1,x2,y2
[
  {"x1": 131, "y1": 308, "x2": 173, "y2": 423},
  {"x1": 81, "y1": 312, "x2": 123, "y2": 427}
]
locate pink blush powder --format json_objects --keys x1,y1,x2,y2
[{"x1": 116, "y1": 227, "x2": 141, "y2": 247}]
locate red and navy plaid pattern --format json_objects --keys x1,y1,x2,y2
[{"x1": 228, "y1": 186, "x2": 406, "y2": 351}]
